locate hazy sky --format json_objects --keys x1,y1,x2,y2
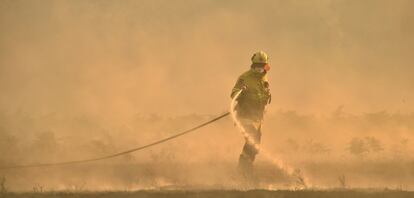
[{"x1": 1, "y1": 0, "x2": 413, "y2": 118}]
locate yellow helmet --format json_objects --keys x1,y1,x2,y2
[{"x1": 251, "y1": 51, "x2": 269, "y2": 64}]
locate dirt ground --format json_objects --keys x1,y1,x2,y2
[{"x1": 3, "y1": 190, "x2": 414, "y2": 198}]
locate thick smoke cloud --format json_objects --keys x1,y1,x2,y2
[
  {"x1": 1, "y1": 0, "x2": 414, "y2": 191},
  {"x1": 1, "y1": 0, "x2": 413, "y2": 116}
]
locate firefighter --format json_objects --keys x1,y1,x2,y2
[{"x1": 231, "y1": 51, "x2": 271, "y2": 174}]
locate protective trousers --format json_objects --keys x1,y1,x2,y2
[{"x1": 238, "y1": 118, "x2": 262, "y2": 173}]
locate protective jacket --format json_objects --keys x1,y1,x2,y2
[{"x1": 231, "y1": 69, "x2": 271, "y2": 120}]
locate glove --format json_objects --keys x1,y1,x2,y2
[{"x1": 241, "y1": 85, "x2": 248, "y2": 91}]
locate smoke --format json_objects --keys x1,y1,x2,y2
[
  {"x1": 1, "y1": 0, "x2": 414, "y2": 191},
  {"x1": 1, "y1": 0, "x2": 414, "y2": 117}
]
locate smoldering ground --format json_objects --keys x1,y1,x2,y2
[{"x1": 1, "y1": 0, "x2": 414, "y2": 192}]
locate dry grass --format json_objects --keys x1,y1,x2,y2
[{"x1": 2, "y1": 190, "x2": 414, "y2": 198}]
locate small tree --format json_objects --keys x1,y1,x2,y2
[
  {"x1": 0, "y1": 176, "x2": 6, "y2": 194},
  {"x1": 33, "y1": 184, "x2": 44, "y2": 193},
  {"x1": 338, "y1": 174, "x2": 347, "y2": 189},
  {"x1": 347, "y1": 137, "x2": 369, "y2": 156},
  {"x1": 293, "y1": 169, "x2": 307, "y2": 189}
]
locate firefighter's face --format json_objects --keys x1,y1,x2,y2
[
  {"x1": 254, "y1": 66, "x2": 265, "y2": 73},
  {"x1": 255, "y1": 67, "x2": 265, "y2": 73}
]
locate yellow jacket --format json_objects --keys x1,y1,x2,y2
[{"x1": 231, "y1": 69, "x2": 271, "y2": 120}]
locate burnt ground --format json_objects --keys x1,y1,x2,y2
[{"x1": 2, "y1": 190, "x2": 414, "y2": 198}]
